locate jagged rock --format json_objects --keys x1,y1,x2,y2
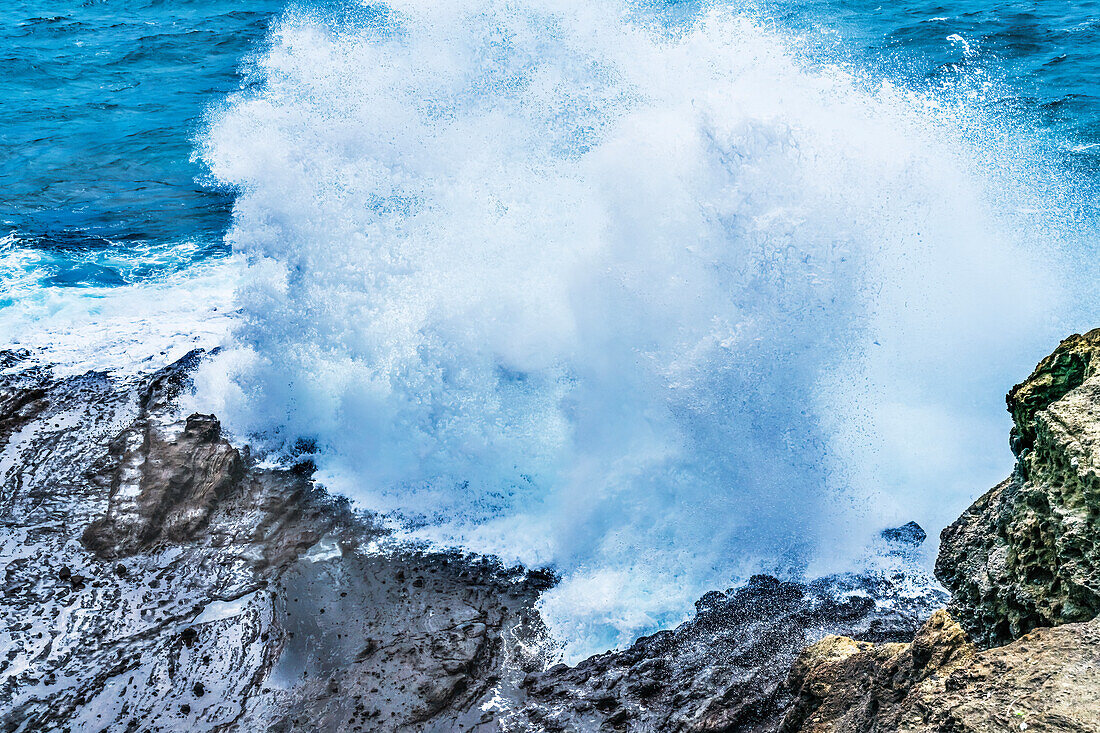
[
  {"x1": 937, "y1": 329, "x2": 1100, "y2": 646},
  {"x1": 30, "y1": 330, "x2": 1100, "y2": 733},
  {"x1": 0, "y1": 348, "x2": 949, "y2": 732},
  {"x1": 0, "y1": 351, "x2": 550, "y2": 732},
  {"x1": 1006, "y1": 329, "x2": 1100, "y2": 457},
  {"x1": 879, "y1": 521, "x2": 926, "y2": 547},
  {"x1": 505, "y1": 573, "x2": 944, "y2": 732},
  {"x1": 782, "y1": 331, "x2": 1100, "y2": 731},
  {"x1": 81, "y1": 413, "x2": 246, "y2": 558},
  {"x1": 782, "y1": 610, "x2": 1100, "y2": 732}
]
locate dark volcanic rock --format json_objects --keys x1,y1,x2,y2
[
  {"x1": 16, "y1": 327, "x2": 1100, "y2": 733},
  {"x1": 937, "y1": 329, "x2": 1100, "y2": 647},
  {"x1": 879, "y1": 521, "x2": 926, "y2": 547},
  {"x1": 505, "y1": 573, "x2": 943, "y2": 732},
  {"x1": 0, "y1": 348, "x2": 947, "y2": 732},
  {"x1": 0, "y1": 351, "x2": 548, "y2": 732},
  {"x1": 81, "y1": 413, "x2": 247, "y2": 558}
]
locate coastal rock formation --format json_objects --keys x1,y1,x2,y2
[
  {"x1": 780, "y1": 330, "x2": 1100, "y2": 732},
  {"x1": 509, "y1": 572, "x2": 940, "y2": 733},
  {"x1": 7, "y1": 329, "x2": 1100, "y2": 731},
  {"x1": 0, "y1": 350, "x2": 550, "y2": 731},
  {"x1": 937, "y1": 328, "x2": 1100, "y2": 646},
  {"x1": 0, "y1": 350, "x2": 942, "y2": 732},
  {"x1": 782, "y1": 610, "x2": 1100, "y2": 732}
]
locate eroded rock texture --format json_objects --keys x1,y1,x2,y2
[
  {"x1": 509, "y1": 573, "x2": 942, "y2": 733},
  {"x1": 937, "y1": 328, "x2": 1100, "y2": 646},
  {"x1": 0, "y1": 349, "x2": 945, "y2": 732},
  {"x1": 784, "y1": 329, "x2": 1100, "y2": 732},
  {"x1": 0, "y1": 351, "x2": 550, "y2": 732},
  {"x1": 782, "y1": 610, "x2": 1100, "y2": 732}
]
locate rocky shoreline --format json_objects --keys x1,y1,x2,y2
[{"x1": 3, "y1": 332, "x2": 1100, "y2": 731}]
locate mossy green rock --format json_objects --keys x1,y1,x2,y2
[
  {"x1": 1007, "y1": 329, "x2": 1100, "y2": 458},
  {"x1": 937, "y1": 329, "x2": 1100, "y2": 647}
]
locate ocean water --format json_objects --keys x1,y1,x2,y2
[{"x1": 4, "y1": 0, "x2": 1099, "y2": 659}]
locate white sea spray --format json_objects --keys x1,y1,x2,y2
[{"x1": 194, "y1": 0, "x2": 1092, "y2": 659}]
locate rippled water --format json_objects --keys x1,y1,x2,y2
[
  {"x1": 0, "y1": 2, "x2": 273, "y2": 282},
  {"x1": 771, "y1": 1, "x2": 1100, "y2": 148},
  {"x1": 2, "y1": 1, "x2": 1097, "y2": 290}
]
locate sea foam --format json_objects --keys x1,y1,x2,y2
[
  {"x1": 1, "y1": 232, "x2": 237, "y2": 376},
  {"x1": 195, "y1": 0, "x2": 1091, "y2": 659}
]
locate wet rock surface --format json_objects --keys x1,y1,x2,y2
[
  {"x1": 0, "y1": 351, "x2": 549, "y2": 732},
  {"x1": 14, "y1": 331, "x2": 1100, "y2": 732},
  {"x1": 8, "y1": 329, "x2": 1100, "y2": 733},
  {"x1": 0, "y1": 349, "x2": 946, "y2": 732},
  {"x1": 507, "y1": 572, "x2": 942, "y2": 733},
  {"x1": 937, "y1": 328, "x2": 1100, "y2": 646}
]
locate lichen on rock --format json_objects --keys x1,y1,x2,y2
[{"x1": 1006, "y1": 329, "x2": 1100, "y2": 458}]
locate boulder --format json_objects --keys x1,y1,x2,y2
[{"x1": 880, "y1": 521, "x2": 926, "y2": 547}]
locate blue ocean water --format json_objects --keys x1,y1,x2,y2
[
  {"x1": 4, "y1": 0, "x2": 1099, "y2": 658},
  {"x1": 768, "y1": 1, "x2": 1100, "y2": 159},
  {"x1": 1, "y1": 0, "x2": 1097, "y2": 286},
  {"x1": 0, "y1": 1, "x2": 280, "y2": 287}
]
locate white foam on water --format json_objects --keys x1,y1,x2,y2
[
  {"x1": 1, "y1": 244, "x2": 239, "y2": 376},
  {"x1": 192, "y1": 0, "x2": 1096, "y2": 659}
]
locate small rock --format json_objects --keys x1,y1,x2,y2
[
  {"x1": 880, "y1": 521, "x2": 927, "y2": 546},
  {"x1": 180, "y1": 628, "x2": 198, "y2": 648}
]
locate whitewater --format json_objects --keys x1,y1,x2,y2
[{"x1": 5, "y1": 0, "x2": 1098, "y2": 660}]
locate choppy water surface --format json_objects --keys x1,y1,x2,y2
[
  {"x1": 2, "y1": 1, "x2": 1097, "y2": 272},
  {"x1": 0, "y1": 3, "x2": 276, "y2": 273},
  {"x1": 4, "y1": 0, "x2": 1099, "y2": 658},
  {"x1": 770, "y1": 1, "x2": 1100, "y2": 151}
]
